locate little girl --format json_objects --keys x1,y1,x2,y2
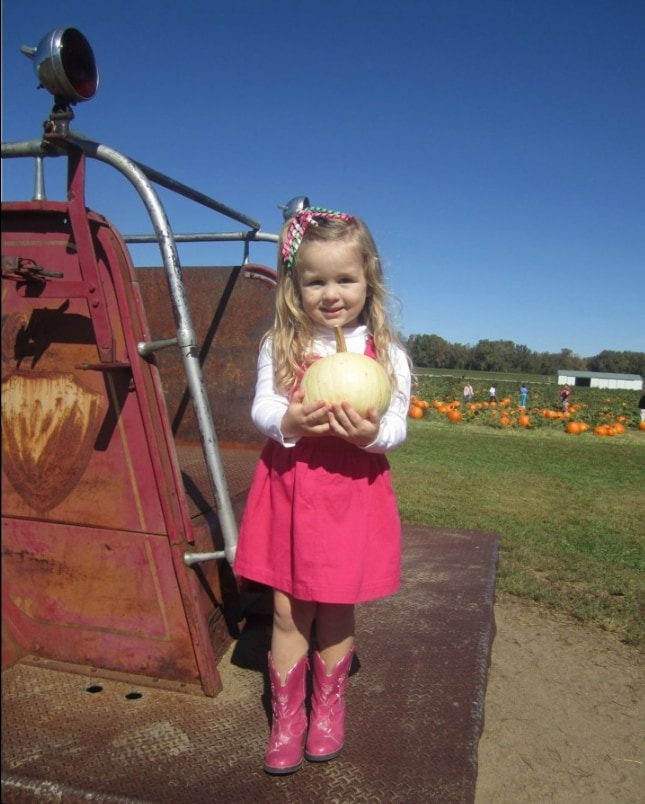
[{"x1": 234, "y1": 206, "x2": 411, "y2": 774}]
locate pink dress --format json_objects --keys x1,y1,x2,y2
[{"x1": 234, "y1": 335, "x2": 406, "y2": 604}]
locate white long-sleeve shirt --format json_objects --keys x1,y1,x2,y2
[{"x1": 251, "y1": 325, "x2": 411, "y2": 454}]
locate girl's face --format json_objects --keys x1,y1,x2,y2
[{"x1": 297, "y1": 239, "x2": 368, "y2": 331}]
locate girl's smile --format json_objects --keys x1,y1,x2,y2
[{"x1": 297, "y1": 240, "x2": 368, "y2": 331}]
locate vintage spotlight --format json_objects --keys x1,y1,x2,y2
[
  {"x1": 278, "y1": 196, "x2": 310, "y2": 221},
  {"x1": 21, "y1": 27, "x2": 99, "y2": 107}
]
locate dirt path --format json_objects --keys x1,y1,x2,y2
[{"x1": 475, "y1": 594, "x2": 644, "y2": 804}]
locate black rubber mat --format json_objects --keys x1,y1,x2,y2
[{"x1": 1, "y1": 526, "x2": 498, "y2": 804}]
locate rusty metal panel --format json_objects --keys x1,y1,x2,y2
[
  {"x1": 1, "y1": 206, "x2": 167, "y2": 534},
  {"x1": 177, "y1": 443, "x2": 261, "y2": 517},
  {"x1": 137, "y1": 266, "x2": 275, "y2": 447},
  {"x1": 1, "y1": 526, "x2": 499, "y2": 804},
  {"x1": 1, "y1": 204, "x2": 243, "y2": 695},
  {"x1": 1, "y1": 519, "x2": 202, "y2": 683}
]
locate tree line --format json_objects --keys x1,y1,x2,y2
[{"x1": 405, "y1": 334, "x2": 645, "y2": 377}]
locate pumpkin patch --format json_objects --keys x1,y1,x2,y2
[{"x1": 406, "y1": 376, "x2": 643, "y2": 436}]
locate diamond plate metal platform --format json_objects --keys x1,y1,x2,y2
[{"x1": 1, "y1": 526, "x2": 498, "y2": 804}]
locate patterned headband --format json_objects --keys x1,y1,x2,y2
[{"x1": 281, "y1": 207, "x2": 355, "y2": 272}]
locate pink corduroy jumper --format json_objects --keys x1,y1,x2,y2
[{"x1": 234, "y1": 339, "x2": 401, "y2": 604}]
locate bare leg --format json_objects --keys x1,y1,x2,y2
[
  {"x1": 314, "y1": 603, "x2": 355, "y2": 671},
  {"x1": 271, "y1": 590, "x2": 316, "y2": 681}
]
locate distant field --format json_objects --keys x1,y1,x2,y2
[{"x1": 413, "y1": 367, "x2": 554, "y2": 384}]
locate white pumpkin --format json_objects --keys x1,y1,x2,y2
[{"x1": 301, "y1": 328, "x2": 391, "y2": 417}]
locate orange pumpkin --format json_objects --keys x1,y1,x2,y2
[
  {"x1": 518, "y1": 414, "x2": 531, "y2": 428},
  {"x1": 566, "y1": 421, "x2": 583, "y2": 435},
  {"x1": 447, "y1": 409, "x2": 462, "y2": 423},
  {"x1": 409, "y1": 405, "x2": 424, "y2": 419}
]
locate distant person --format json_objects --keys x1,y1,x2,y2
[
  {"x1": 639, "y1": 394, "x2": 645, "y2": 423},
  {"x1": 464, "y1": 382, "x2": 474, "y2": 403},
  {"x1": 519, "y1": 383, "x2": 528, "y2": 407},
  {"x1": 489, "y1": 385, "x2": 497, "y2": 403},
  {"x1": 559, "y1": 383, "x2": 572, "y2": 413}
]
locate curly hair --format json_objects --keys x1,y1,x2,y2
[{"x1": 266, "y1": 213, "x2": 404, "y2": 395}]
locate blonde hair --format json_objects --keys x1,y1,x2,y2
[{"x1": 267, "y1": 213, "x2": 404, "y2": 394}]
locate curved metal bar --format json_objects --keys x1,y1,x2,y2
[{"x1": 67, "y1": 133, "x2": 241, "y2": 565}]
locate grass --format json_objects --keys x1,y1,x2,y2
[
  {"x1": 414, "y1": 367, "x2": 554, "y2": 383},
  {"x1": 388, "y1": 419, "x2": 645, "y2": 648}
]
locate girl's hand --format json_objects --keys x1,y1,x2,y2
[
  {"x1": 280, "y1": 388, "x2": 332, "y2": 438},
  {"x1": 327, "y1": 401, "x2": 380, "y2": 446}
]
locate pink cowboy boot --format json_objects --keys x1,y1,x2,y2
[
  {"x1": 264, "y1": 652, "x2": 309, "y2": 774},
  {"x1": 304, "y1": 646, "x2": 355, "y2": 762}
]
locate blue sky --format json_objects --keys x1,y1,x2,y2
[{"x1": 2, "y1": 0, "x2": 644, "y2": 357}]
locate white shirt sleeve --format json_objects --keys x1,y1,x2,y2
[
  {"x1": 360, "y1": 343, "x2": 411, "y2": 454},
  {"x1": 250, "y1": 338, "x2": 295, "y2": 446},
  {"x1": 250, "y1": 333, "x2": 412, "y2": 452}
]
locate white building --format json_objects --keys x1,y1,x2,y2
[{"x1": 557, "y1": 371, "x2": 643, "y2": 391}]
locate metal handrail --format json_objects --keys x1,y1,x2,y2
[{"x1": 2, "y1": 132, "x2": 278, "y2": 567}]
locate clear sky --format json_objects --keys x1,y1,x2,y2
[{"x1": 2, "y1": 0, "x2": 644, "y2": 357}]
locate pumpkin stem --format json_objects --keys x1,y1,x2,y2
[{"x1": 334, "y1": 326, "x2": 347, "y2": 353}]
